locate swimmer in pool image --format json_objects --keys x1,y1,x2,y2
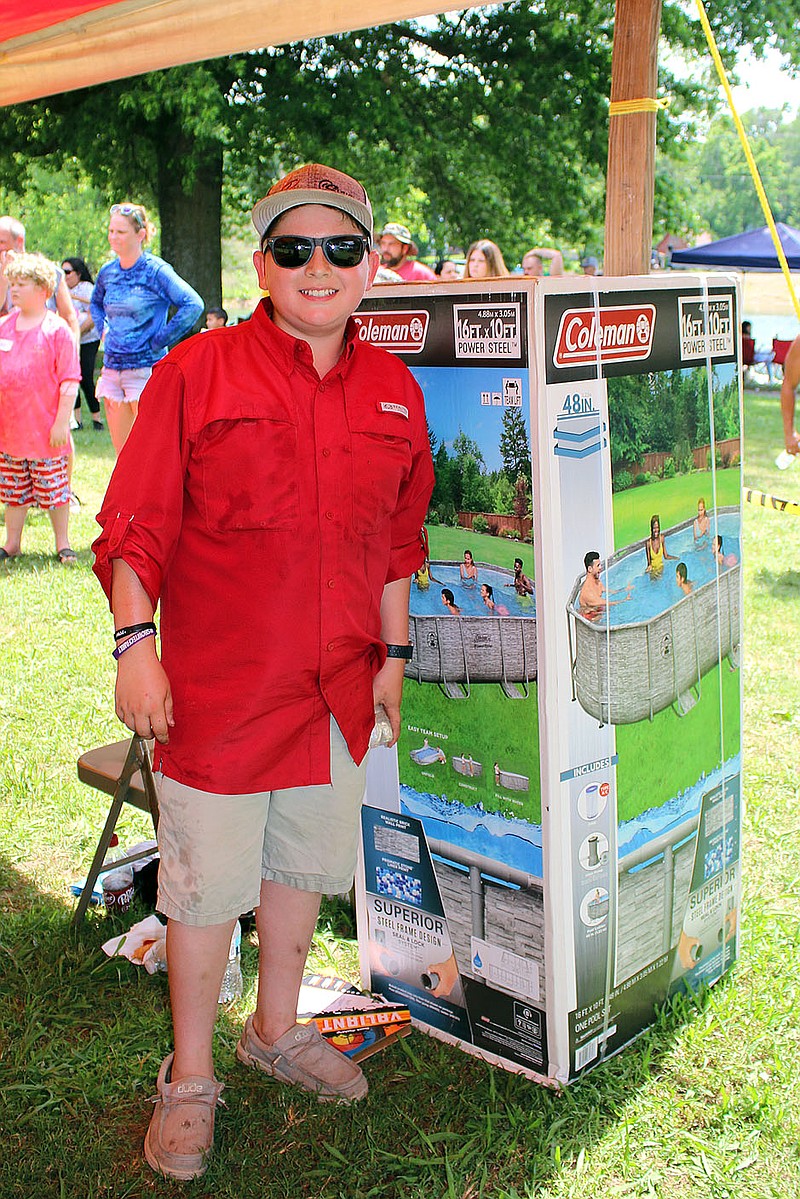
[
  {"x1": 441, "y1": 587, "x2": 461, "y2": 614},
  {"x1": 459, "y1": 549, "x2": 478, "y2": 585},
  {"x1": 645, "y1": 514, "x2": 676, "y2": 577},
  {"x1": 578, "y1": 551, "x2": 632, "y2": 620},
  {"x1": 693, "y1": 497, "x2": 710, "y2": 545},
  {"x1": 712, "y1": 534, "x2": 738, "y2": 569},
  {"x1": 676, "y1": 562, "x2": 693, "y2": 595},
  {"x1": 480, "y1": 583, "x2": 509, "y2": 615},
  {"x1": 504, "y1": 556, "x2": 535, "y2": 596},
  {"x1": 414, "y1": 552, "x2": 440, "y2": 591}
]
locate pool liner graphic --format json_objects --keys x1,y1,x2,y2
[
  {"x1": 356, "y1": 273, "x2": 742, "y2": 1087},
  {"x1": 566, "y1": 508, "x2": 741, "y2": 725},
  {"x1": 361, "y1": 803, "x2": 549, "y2": 1072}
]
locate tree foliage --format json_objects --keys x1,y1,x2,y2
[
  {"x1": 608, "y1": 368, "x2": 739, "y2": 468},
  {"x1": 677, "y1": 108, "x2": 800, "y2": 238},
  {"x1": 0, "y1": 0, "x2": 798, "y2": 297},
  {"x1": 499, "y1": 406, "x2": 532, "y2": 485}
]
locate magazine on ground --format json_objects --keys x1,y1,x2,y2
[{"x1": 297, "y1": 973, "x2": 412, "y2": 1061}]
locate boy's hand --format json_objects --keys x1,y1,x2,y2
[
  {"x1": 115, "y1": 644, "x2": 175, "y2": 744},
  {"x1": 372, "y1": 658, "x2": 405, "y2": 747},
  {"x1": 49, "y1": 417, "x2": 71, "y2": 447}
]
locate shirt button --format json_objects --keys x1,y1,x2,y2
[
  {"x1": 326, "y1": 641, "x2": 335, "y2": 652},
  {"x1": 325, "y1": 510, "x2": 334, "y2": 520},
  {"x1": 322, "y1": 448, "x2": 331, "y2": 458},
  {"x1": 327, "y1": 578, "x2": 335, "y2": 589}
]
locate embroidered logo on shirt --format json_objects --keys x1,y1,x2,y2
[{"x1": 378, "y1": 402, "x2": 409, "y2": 419}]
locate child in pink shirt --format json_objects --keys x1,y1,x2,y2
[{"x1": 0, "y1": 252, "x2": 80, "y2": 563}]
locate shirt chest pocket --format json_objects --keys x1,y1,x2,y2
[
  {"x1": 347, "y1": 408, "x2": 413, "y2": 536},
  {"x1": 197, "y1": 416, "x2": 300, "y2": 532}
]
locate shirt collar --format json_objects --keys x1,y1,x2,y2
[{"x1": 252, "y1": 298, "x2": 360, "y2": 375}]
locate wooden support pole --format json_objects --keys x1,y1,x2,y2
[{"x1": 604, "y1": 0, "x2": 662, "y2": 276}]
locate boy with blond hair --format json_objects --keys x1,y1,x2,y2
[{"x1": 0, "y1": 252, "x2": 80, "y2": 563}]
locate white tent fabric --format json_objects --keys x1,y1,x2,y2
[{"x1": 0, "y1": 0, "x2": 449, "y2": 106}]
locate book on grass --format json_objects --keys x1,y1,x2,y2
[{"x1": 297, "y1": 973, "x2": 412, "y2": 1061}]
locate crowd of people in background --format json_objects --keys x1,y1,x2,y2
[
  {"x1": 4, "y1": 194, "x2": 800, "y2": 568},
  {"x1": 0, "y1": 203, "x2": 202, "y2": 562},
  {"x1": 377, "y1": 220, "x2": 600, "y2": 281}
]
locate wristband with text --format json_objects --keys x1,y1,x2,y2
[
  {"x1": 112, "y1": 628, "x2": 157, "y2": 659},
  {"x1": 114, "y1": 621, "x2": 156, "y2": 642},
  {"x1": 384, "y1": 643, "x2": 413, "y2": 660}
]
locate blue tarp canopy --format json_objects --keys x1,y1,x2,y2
[{"x1": 671, "y1": 223, "x2": 800, "y2": 271}]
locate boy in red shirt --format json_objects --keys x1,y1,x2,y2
[
  {"x1": 0, "y1": 252, "x2": 80, "y2": 563},
  {"x1": 92, "y1": 165, "x2": 434, "y2": 1180}
]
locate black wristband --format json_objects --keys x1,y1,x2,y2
[
  {"x1": 114, "y1": 622, "x2": 157, "y2": 642},
  {"x1": 384, "y1": 643, "x2": 413, "y2": 660}
]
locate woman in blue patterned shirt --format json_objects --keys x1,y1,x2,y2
[{"x1": 90, "y1": 203, "x2": 203, "y2": 453}]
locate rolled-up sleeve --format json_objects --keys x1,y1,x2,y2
[
  {"x1": 385, "y1": 376, "x2": 435, "y2": 583},
  {"x1": 92, "y1": 361, "x2": 189, "y2": 609}
]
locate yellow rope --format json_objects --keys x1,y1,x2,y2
[
  {"x1": 609, "y1": 97, "x2": 668, "y2": 116},
  {"x1": 744, "y1": 487, "x2": 800, "y2": 514},
  {"x1": 695, "y1": 0, "x2": 800, "y2": 322}
]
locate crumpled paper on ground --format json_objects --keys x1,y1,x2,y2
[{"x1": 102, "y1": 914, "x2": 167, "y2": 975}]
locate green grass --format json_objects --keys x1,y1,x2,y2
[
  {"x1": 611, "y1": 466, "x2": 741, "y2": 551},
  {"x1": 428, "y1": 523, "x2": 534, "y2": 575},
  {"x1": 615, "y1": 661, "x2": 740, "y2": 821},
  {"x1": 399, "y1": 680, "x2": 541, "y2": 824},
  {"x1": 2, "y1": 398, "x2": 800, "y2": 1197}
]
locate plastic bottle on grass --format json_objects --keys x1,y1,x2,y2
[{"x1": 218, "y1": 920, "x2": 243, "y2": 1003}]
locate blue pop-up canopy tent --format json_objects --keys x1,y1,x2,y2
[{"x1": 671, "y1": 222, "x2": 800, "y2": 271}]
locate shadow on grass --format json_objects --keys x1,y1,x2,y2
[
  {"x1": 0, "y1": 547, "x2": 94, "y2": 574},
  {"x1": 753, "y1": 567, "x2": 800, "y2": 596},
  {"x1": 0, "y1": 855, "x2": 715, "y2": 1199}
]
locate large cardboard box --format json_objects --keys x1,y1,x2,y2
[{"x1": 355, "y1": 273, "x2": 742, "y2": 1087}]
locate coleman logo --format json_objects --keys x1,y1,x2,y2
[
  {"x1": 553, "y1": 304, "x2": 656, "y2": 367},
  {"x1": 353, "y1": 310, "x2": 429, "y2": 353}
]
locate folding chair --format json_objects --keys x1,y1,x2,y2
[
  {"x1": 773, "y1": 338, "x2": 794, "y2": 381},
  {"x1": 71, "y1": 736, "x2": 159, "y2": 925}
]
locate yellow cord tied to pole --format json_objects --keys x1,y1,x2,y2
[
  {"x1": 695, "y1": 0, "x2": 800, "y2": 322},
  {"x1": 609, "y1": 98, "x2": 668, "y2": 116},
  {"x1": 744, "y1": 487, "x2": 800, "y2": 515}
]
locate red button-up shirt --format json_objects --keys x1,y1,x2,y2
[{"x1": 92, "y1": 300, "x2": 434, "y2": 794}]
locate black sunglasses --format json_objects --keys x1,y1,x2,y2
[{"x1": 261, "y1": 234, "x2": 371, "y2": 270}]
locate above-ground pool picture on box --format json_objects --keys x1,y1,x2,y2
[
  {"x1": 397, "y1": 356, "x2": 542, "y2": 853},
  {"x1": 573, "y1": 357, "x2": 741, "y2": 994},
  {"x1": 567, "y1": 504, "x2": 740, "y2": 726},
  {"x1": 542, "y1": 283, "x2": 744, "y2": 1075},
  {"x1": 388, "y1": 331, "x2": 545, "y2": 1036}
]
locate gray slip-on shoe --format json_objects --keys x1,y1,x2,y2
[
  {"x1": 236, "y1": 1017, "x2": 368, "y2": 1103},
  {"x1": 144, "y1": 1053, "x2": 225, "y2": 1181}
]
